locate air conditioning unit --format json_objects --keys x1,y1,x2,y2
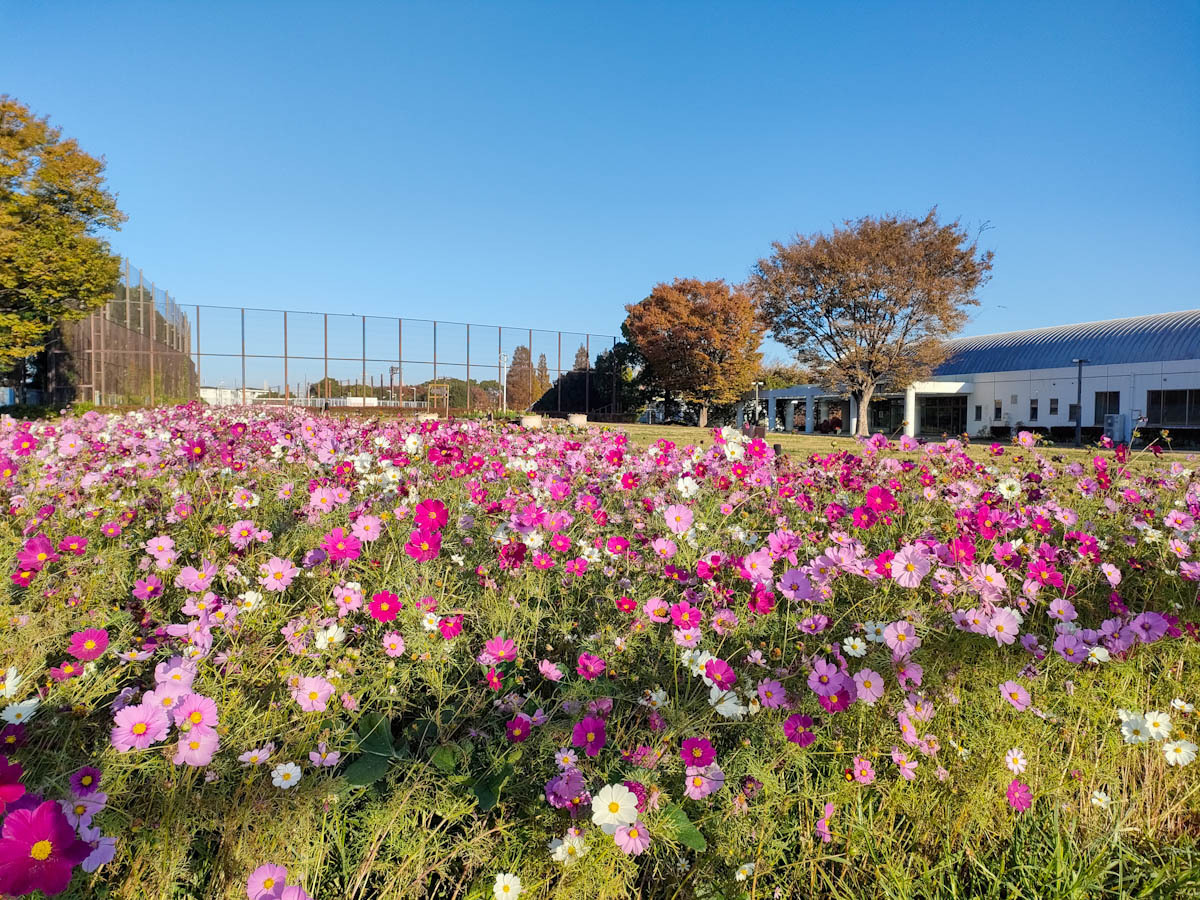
[{"x1": 1103, "y1": 413, "x2": 1125, "y2": 442}]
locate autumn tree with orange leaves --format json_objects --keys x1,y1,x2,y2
[
  {"x1": 623, "y1": 278, "x2": 763, "y2": 427},
  {"x1": 748, "y1": 209, "x2": 993, "y2": 435}
]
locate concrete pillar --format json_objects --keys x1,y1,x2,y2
[
  {"x1": 805, "y1": 395, "x2": 815, "y2": 433},
  {"x1": 736, "y1": 403, "x2": 745, "y2": 428},
  {"x1": 783, "y1": 400, "x2": 795, "y2": 433},
  {"x1": 847, "y1": 397, "x2": 858, "y2": 435},
  {"x1": 904, "y1": 388, "x2": 917, "y2": 438},
  {"x1": 766, "y1": 397, "x2": 777, "y2": 432}
]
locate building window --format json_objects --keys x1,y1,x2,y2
[
  {"x1": 919, "y1": 395, "x2": 967, "y2": 435},
  {"x1": 1049, "y1": 398, "x2": 1059, "y2": 416},
  {"x1": 974, "y1": 405, "x2": 982, "y2": 422},
  {"x1": 1094, "y1": 391, "x2": 1120, "y2": 426},
  {"x1": 1068, "y1": 403, "x2": 1080, "y2": 423},
  {"x1": 993, "y1": 401, "x2": 1002, "y2": 421},
  {"x1": 1146, "y1": 389, "x2": 1199, "y2": 426}
]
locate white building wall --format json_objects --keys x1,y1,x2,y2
[{"x1": 927, "y1": 359, "x2": 1200, "y2": 441}]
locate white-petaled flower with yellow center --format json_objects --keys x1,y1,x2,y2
[
  {"x1": 1004, "y1": 748, "x2": 1027, "y2": 775},
  {"x1": 1170, "y1": 697, "x2": 1194, "y2": 714},
  {"x1": 1163, "y1": 739, "x2": 1197, "y2": 767},
  {"x1": 1, "y1": 698, "x2": 38, "y2": 724},
  {"x1": 735, "y1": 862, "x2": 756, "y2": 882},
  {"x1": 1120, "y1": 715, "x2": 1149, "y2": 744},
  {"x1": 1143, "y1": 711, "x2": 1172, "y2": 741},
  {"x1": 271, "y1": 761, "x2": 301, "y2": 789},
  {"x1": 0, "y1": 667, "x2": 21, "y2": 699},
  {"x1": 493, "y1": 873, "x2": 522, "y2": 898},
  {"x1": 591, "y1": 783, "x2": 638, "y2": 835},
  {"x1": 842, "y1": 636, "x2": 868, "y2": 658},
  {"x1": 548, "y1": 834, "x2": 588, "y2": 865},
  {"x1": 1090, "y1": 790, "x2": 1112, "y2": 809}
]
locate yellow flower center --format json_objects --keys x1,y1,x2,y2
[
  {"x1": 30, "y1": 840, "x2": 52, "y2": 861},
  {"x1": 608, "y1": 801, "x2": 619, "y2": 813},
  {"x1": 132, "y1": 722, "x2": 148, "y2": 735}
]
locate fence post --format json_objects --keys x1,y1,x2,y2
[
  {"x1": 433, "y1": 320, "x2": 438, "y2": 384},
  {"x1": 195, "y1": 305, "x2": 202, "y2": 391},
  {"x1": 241, "y1": 308, "x2": 247, "y2": 406},
  {"x1": 283, "y1": 311, "x2": 289, "y2": 402},
  {"x1": 361, "y1": 315, "x2": 367, "y2": 402},
  {"x1": 149, "y1": 279, "x2": 156, "y2": 406},
  {"x1": 89, "y1": 313, "x2": 97, "y2": 404},
  {"x1": 323, "y1": 314, "x2": 329, "y2": 401},
  {"x1": 612, "y1": 337, "x2": 617, "y2": 415},
  {"x1": 398, "y1": 318, "x2": 403, "y2": 402},
  {"x1": 497, "y1": 327, "x2": 502, "y2": 412},
  {"x1": 557, "y1": 331, "x2": 562, "y2": 413},
  {"x1": 124, "y1": 260, "x2": 131, "y2": 329},
  {"x1": 138, "y1": 267, "x2": 144, "y2": 335},
  {"x1": 585, "y1": 334, "x2": 590, "y2": 414},
  {"x1": 528, "y1": 327, "x2": 533, "y2": 411},
  {"x1": 465, "y1": 324, "x2": 471, "y2": 414}
]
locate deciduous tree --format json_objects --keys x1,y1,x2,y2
[
  {"x1": 624, "y1": 278, "x2": 764, "y2": 427},
  {"x1": 747, "y1": 209, "x2": 992, "y2": 435},
  {"x1": 0, "y1": 96, "x2": 124, "y2": 372}
]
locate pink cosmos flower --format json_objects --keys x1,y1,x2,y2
[
  {"x1": 173, "y1": 693, "x2": 219, "y2": 732},
  {"x1": 663, "y1": 504, "x2": 694, "y2": 535},
  {"x1": 883, "y1": 620, "x2": 920, "y2": 657},
  {"x1": 173, "y1": 729, "x2": 220, "y2": 767},
  {"x1": 247, "y1": 863, "x2": 289, "y2": 900},
  {"x1": 851, "y1": 755, "x2": 875, "y2": 784},
  {"x1": 815, "y1": 801, "x2": 835, "y2": 843},
  {"x1": 999, "y1": 680, "x2": 1031, "y2": 711},
  {"x1": 111, "y1": 702, "x2": 171, "y2": 752},
  {"x1": 259, "y1": 557, "x2": 298, "y2": 592},
  {"x1": 506, "y1": 714, "x2": 532, "y2": 743},
  {"x1": 405, "y1": 528, "x2": 442, "y2": 562},
  {"x1": 704, "y1": 658, "x2": 737, "y2": 691},
  {"x1": 783, "y1": 714, "x2": 815, "y2": 747},
  {"x1": 892, "y1": 546, "x2": 930, "y2": 587},
  {"x1": 985, "y1": 609, "x2": 1019, "y2": 646},
  {"x1": 414, "y1": 499, "x2": 448, "y2": 531},
  {"x1": 350, "y1": 514, "x2": 382, "y2": 542},
  {"x1": 539, "y1": 659, "x2": 564, "y2": 681},
  {"x1": 854, "y1": 669, "x2": 885, "y2": 705},
  {"x1": 0, "y1": 757, "x2": 25, "y2": 812},
  {"x1": 485, "y1": 636, "x2": 517, "y2": 662},
  {"x1": 614, "y1": 820, "x2": 651, "y2": 855},
  {"x1": 382, "y1": 631, "x2": 406, "y2": 657},
  {"x1": 321, "y1": 527, "x2": 361, "y2": 562},
  {"x1": 292, "y1": 676, "x2": 335, "y2": 712},
  {"x1": 891, "y1": 746, "x2": 918, "y2": 780}
]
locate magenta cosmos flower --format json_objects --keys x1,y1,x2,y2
[
  {"x1": 404, "y1": 529, "x2": 442, "y2": 562},
  {"x1": 1006, "y1": 779, "x2": 1033, "y2": 812},
  {"x1": 783, "y1": 714, "x2": 815, "y2": 747},
  {"x1": 681, "y1": 737, "x2": 716, "y2": 767},
  {"x1": 576, "y1": 653, "x2": 606, "y2": 681},
  {"x1": 572, "y1": 716, "x2": 607, "y2": 757},
  {"x1": 0, "y1": 800, "x2": 91, "y2": 897},
  {"x1": 368, "y1": 591, "x2": 401, "y2": 622},
  {"x1": 0, "y1": 756, "x2": 25, "y2": 812},
  {"x1": 67, "y1": 628, "x2": 109, "y2": 662}
]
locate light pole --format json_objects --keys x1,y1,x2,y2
[
  {"x1": 1072, "y1": 358, "x2": 1089, "y2": 447},
  {"x1": 752, "y1": 381, "x2": 764, "y2": 428}
]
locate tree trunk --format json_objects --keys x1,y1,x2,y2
[
  {"x1": 698, "y1": 404, "x2": 708, "y2": 428},
  {"x1": 854, "y1": 383, "x2": 876, "y2": 436}
]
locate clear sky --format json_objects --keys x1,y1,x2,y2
[{"x1": 3, "y1": 1, "x2": 1197, "y2": 359}]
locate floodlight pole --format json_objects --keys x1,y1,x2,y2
[{"x1": 1072, "y1": 358, "x2": 1088, "y2": 447}]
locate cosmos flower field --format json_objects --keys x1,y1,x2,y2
[{"x1": 0, "y1": 407, "x2": 1197, "y2": 899}]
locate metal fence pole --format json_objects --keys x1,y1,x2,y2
[
  {"x1": 466, "y1": 324, "x2": 471, "y2": 414},
  {"x1": 433, "y1": 320, "x2": 438, "y2": 384},
  {"x1": 98, "y1": 310, "x2": 105, "y2": 405},
  {"x1": 528, "y1": 327, "x2": 533, "y2": 411},
  {"x1": 89, "y1": 313, "x2": 97, "y2": 404},
  {"x1": 398, "y1": 318, "x2": 403, "y2": 402},
  {"x1": 557, "y1": 331, "x2": 562, "y2": 413},
  {"x1": 585, "y1": 334, "x2": 591, "y2": 414},
  {"x1": 323, "y1": 314, "x2": 329, "y2": 401},
  {"x1": 149, "y1": 280, "x2": 156, "y2": 406},
  {"x1": 612, "y1": 337, "x2": 617, "y2": 414},
  {"x1": 137, "y1": 265, "x2": 144, "y2": 335},
  {"x1": 241, "y1": 308, "x2": 247, "y2": 406},
  {"x1": 283, "y1": 311, "x2": 289, "y2": 403},
  {"x1": 361, "y1": 316, "x2": 367, "y2": 401},
  {"x1": 195, "y1": 306, "x2": 202, "y2": 391},
  {"x1": 124, "y1": 260, "x2": 131, "y2": 329},
  {"x1": 497, "y1": 327, "x2": 502, "y2": 412}
]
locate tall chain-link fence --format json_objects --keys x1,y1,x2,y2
[{"x1": 36, "y1": 260, "x2": 624, "y2": 417}]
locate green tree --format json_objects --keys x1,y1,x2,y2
[
  {"x1": 0, "y1": 96, "x2": 124, "y2": 374},
  {"x1": 573, "y1": 344, "x2": 590, "y2": 371}
]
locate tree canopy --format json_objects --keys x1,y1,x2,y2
[
  {"x1": 623, "y1": 278, "x2": 763, "y2": 426},
  {"x1": 747, "y1": 209, "x2": 993, "y2": 434},
  {"x1": 0, "y1": 96, "x2": 124, "y2": 369}
]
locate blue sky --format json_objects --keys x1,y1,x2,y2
[{"x1": 3, "y1": 1, "x2": 1197, "y2": 366}]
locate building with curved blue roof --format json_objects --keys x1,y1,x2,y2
[{"x1": 738, "y1": 309, "x2": 1200, "y2": 442}]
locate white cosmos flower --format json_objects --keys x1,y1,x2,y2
[
  {"x1": 842, "y1": 636, "x2": 868, "y2": 658},
  {"x1": 591, "y1": 783, "x2": 638, "y2": 834},
  {"x1": 421, "y1": 612, "x2": 439, "y2": 632},
  {"x1": 271, "y1": 762, "x2": 302, "y2": 789},
  {"x1": 1090, "y1": 790, "x2": 1112, "y2": 809},
  {"x1": 1004, "y1": 748, "x2": 1028, "y2": 775},
  {"x1": 1163, "y1": 740, "x2": 1197, "y2": 767},
  {"x1": 2, "y1": 698, "x2": 39, "y2": 724},
  {"x1": 709, "y1": 686, "x2": 748, "y2": 720},
  {"x1": 1170, "y1": 697, "x2": 1194, "y2": 714},
  {"x1": 676, "y1": 476, "x2": 700, "y2": 498},
  {"x1": 548, "y1": 834, "x2": 588, "y2": 865},
  {"x1": 735, "y1": 862, "x2": 756, "y2": 882},
  {"x1": 1087, "y1": 646, "x2": 1110, "y2": 664},
  {"x1": 1120, "y1": 715, "x2": 1150, "y2": 744},
  {"x1": 1115, "y1": 708, "x2": 1137, "y2": 723},
  {"x1": 0, "y1": 667, "x2": 21, "y2": 699},
  {"x1": 1143, "y1": 711, "x2": 1172, "y2": 741},
  {"x1": 493, "y1": 873, "x2": 522, "y2": 899},
  {"x1": 996, "y1": 479, "x2": 1020, "y2": 500},
  {"x1": 863, "y1": 621, "x2": 887, "y2": 643}
]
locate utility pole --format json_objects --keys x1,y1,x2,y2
[{"x1": 1072, "y1": 358, "x2": 1088, "y2": 447}]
